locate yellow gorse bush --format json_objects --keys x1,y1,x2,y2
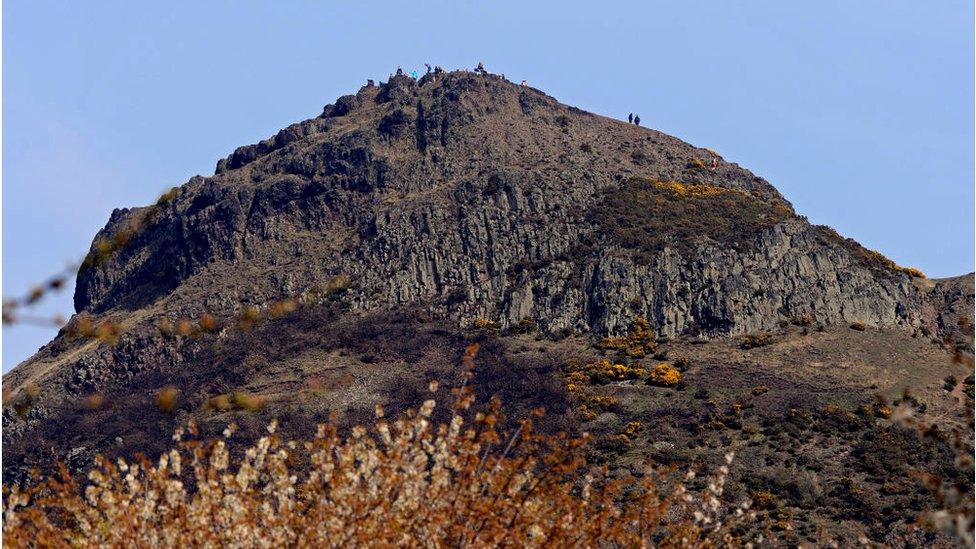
[
  {"x1": 572, "y1": 359, "x2": 646, "y2": 385},
  {"x1": 2, "y1": 385, "x2": 758, "y2": 548},
  {"x1": 597, "y1": 317, "x2": 657, "y2": 358},
  {"x1": 648, "y1": 363, "x2": 683, "y2": 387},
  {"x1": 653, "y1": 181, "x2": 726, "y2": 198}
]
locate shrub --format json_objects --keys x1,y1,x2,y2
[
  {"x1": 739, "y1": 334, "x2": 772, "y2": 350},
  {"x1": 752, "y1": 490, "x2": 778, "y2": 510},
  {"x1": 647, "y1": 363, "x2": 682, "y2": 387},
  {"x1": 3, "y1": 392, "x2": 755, "y2": 547},
  {"x1": 596, "y1": 317, "x2": 656, "y2": 358},
  {"x1": 571, "y1": 359, "x2": 646, "y2": 385},
  {"x1": 900, "y1": 267, "x2": 926, "y2": 279},
  {"x1": 563, "y1": 370, "x2": 591, "y2": 397},
  {"x1": 623, "y1": 421, "x2": 644, "y2": 439},
  {"x1": 672, "y1": 353, "x2": 690, "y2": 370},
  {"x1": 472, "y1": 318, "x2": 500, "y2": 331},
  {"x1": 578, "y1": 404, "x2": 598, "y2": 421},
  {"x1": 570, "y1": 391, "x2": 619, "y2": 421},
  {"x1": 588, "y1": 394, "x2": 619, "y2": 412},
  {"x1": 653, "y1": 180, "x2": 723, "y2": 198},
  {"x1": 155, "y1": 387, "x2": 179, "y2": 413},
  {"x1": 204, "y1": 391, "x2": 267, "y2": 412}
]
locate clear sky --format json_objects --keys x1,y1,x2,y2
[{"x1": 3, "y1": 0, "x2": 973, "y2": 372}]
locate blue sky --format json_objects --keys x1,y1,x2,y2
[{"x1": 3, "y1": 0, "x2": 973, "y2": 372}]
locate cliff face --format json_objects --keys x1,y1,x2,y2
[{"x1": 72, "y1": 71, "x2": 925, "y2": 341}]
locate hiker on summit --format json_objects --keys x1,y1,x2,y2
[
  {"x1": 628, "y1": 113, "x2": 633, "y2": 124},
  {"x1": 366, "y1": 79, "x2": 375, "y2": 87},
  {"x1": 411, "y1": 70, "x2": 418, "y2": 79},
  {"x1": 396, "y1": 67, "x2": 404, "y2": 76},
  {"x1": 475, "y1": 62, "x2": 487, "y2": 74},
  {"x1": 425, "y1": 63, "x2": 432, "y2": 75},
  {"x1": 634, "y1": 115, "x2": 641, "y2": 126}
]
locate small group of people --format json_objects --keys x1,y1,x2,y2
[
  {"x1": 627, "y1": 113, "x2": 641, "y2": 126},
  {"x1": 386, "y1": 64, "x2": 445, "y2": 83}
]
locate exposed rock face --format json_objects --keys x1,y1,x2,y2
[
  {"x1": 72, "y1": 71, "x2": 927, "y2": 341},
  {"x1": 3, "y1": 70, "x2": 970, "y2": 489}
]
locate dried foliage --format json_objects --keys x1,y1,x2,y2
[{"x1": 3, "y1": 388, "x2": 760, "y2": 547}]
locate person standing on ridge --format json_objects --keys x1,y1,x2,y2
[
  {"x1": 411, "y1": 70, "x2": 418, "y2": 79},
  {"x1": 396, "y1": 66, "x2": 404, "y2": 76},
  {"x1": 628, "y1": 113, "x2": 633, "y2": 124},
  {"x1": 425, "y1": 63, "x2": 432, "y2": 75},
  {"x1": 634, "y1": 115, "x2": 641, "y2": 126},
  {"x1": 475, "y1": 62, "x2": 486, "y2": 74}
]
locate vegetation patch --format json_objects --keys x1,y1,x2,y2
[
  {"x1": 861, "y1": 249, "x2": 927, "y2": 278},
  {"x1": 814, "y1": 226, "x2": 926, "y2": 279},
  {"x1": 589, "y1": 177, "x2": 794, "y2": 259},
  {"x1": 566, "y1": 359, "x2": 645, "y2": 388},
  {"x1": 739, "y1": 333, "x2": 773, "y2": 350},
  {"x1": 0, "y1": 392, "x2": 761, "y2": 547},
  {"x1": 647, "y1": 363, "x2": 682, "y2": 387},
  {"x1": 596, "y1": 316, "x2": 657, "y2": 358}
]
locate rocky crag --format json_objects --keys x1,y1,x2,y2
[
  {"x1": 75, "y1": 71, "x2": 930, "y2": 336},
  {"x1": 4, "y1": 70, "x2": 973, "y2": 544}
]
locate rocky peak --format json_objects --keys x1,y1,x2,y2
[{"x1": 69, "y1": 70, "x2": 936, "y2": 342}]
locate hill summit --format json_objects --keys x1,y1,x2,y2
[
  {"x1": 75, "y1": 70, "x2": 932, "y2": 336},
  {"x1": 4, "y1": 69, "x2": 973, "y2": 543}
]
